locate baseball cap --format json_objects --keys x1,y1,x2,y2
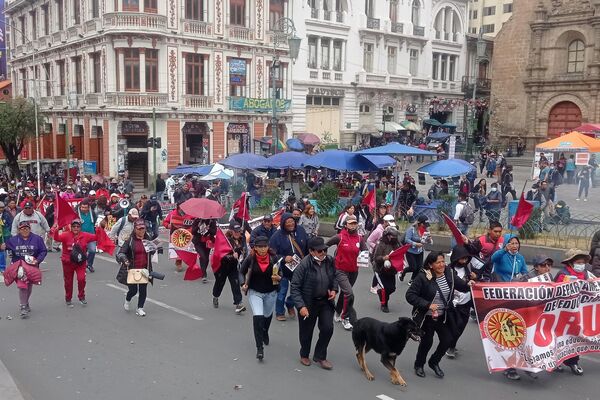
[
  {"x1": 18, "y1": 220, "x2": 31, "y2": 229},
  {"x1": 71, "y1": 219, "x2": 82, "y2": 226},
  {"x1": 417, "y1": 215, "x2": 430, "y2": 227},
  {"x1": 254, "y1": 236, "x2": 269, "y2": 247},
  {"x1": 128, "y1": 208, "x2": 139, "y2": 218},
  {"x1": 308, "y1": 236, "x2": 328, "y2": 251},
  {"x1": 229, "y1": 222, "x2": 242, "y2": 231},
  {"x1": 263, "y1": 214, "x2": 273, "y2": 221},
  {"x1": 0, "y1": 201, "x2": 4, "y2": 208},
  {"x1": 134, "y1": 219, "x2": 147, "y2": 229},
  {"x1": 532, "y1": 254, "x2": 553, "y2": 267},
  {"x1": 345, "y1": 215, "x2": 358, "y2": 224},
  {"x1": 24, "y1": 201, "x2": 34, "y2": 208},
  {"x1": 89, "y1": 190, "x2": 96, "y2": 195}
]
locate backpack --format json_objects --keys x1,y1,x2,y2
[
  {"x1": 459, "y1": 202, "x2": 475, "y2": 225},
  {"x1": 70, "y1": 242, "x2": 86, "y2": 264}
]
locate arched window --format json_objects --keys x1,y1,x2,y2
[
  {"x1": 412, "y1": 0, "x2": 420, "y2": 27},
  {"x1": 567, "y1": 40, "x2": 585, "y2": 73}
]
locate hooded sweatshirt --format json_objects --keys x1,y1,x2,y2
[
  {"x1": 268, "y1": 213, "x2": 308, "y2": 279},
  {"x1": 491, "y1": 234, "x2": 527, "y2": 282}
]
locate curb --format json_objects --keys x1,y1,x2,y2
[{"x1": 0, "y1": 358, "x2": 25, "y2": 400}]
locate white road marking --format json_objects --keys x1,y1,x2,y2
[
  {"x1": 106, "y1": 283, "x2": 204, "y2": 321},
  {"x1": 376, "y1": 395, "x2": 395, "y2": 400}
]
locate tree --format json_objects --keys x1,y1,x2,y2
[{"x1": 0, "y1": 97, "x2": 43, "y2": 178}]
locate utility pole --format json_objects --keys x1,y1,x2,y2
[
  {"x1": 66, "y1": 121, "x2": 71, "y2": 182},
  {"x1": 152, "y1": 107, "x2": 157, "y2": 192}
]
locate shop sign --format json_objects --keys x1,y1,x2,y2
[
  {"x1": 229, "y1": 59, "x2": 247, "y2": 86},
  {"x1": 83, "y1": 161, "x2": 97, "y2": 174},
  {"x1": 307, "y1": 87, "x2": 345, "y2": 97},
  {"x1": 575, "y1": 152, "x2": 590, "y2": 166},
  {"x1": 227, "y1": 123, "x2": 250, "y2": 134},
  {"x1": 182, "y1": 122, "x2": 207, "y2": 135},
  {"x1": 229, "y1": 97, "x2": 291, "y2": 113},
  {"x1": 121, "y1": 121, "x2": 149, "y2": 135}
]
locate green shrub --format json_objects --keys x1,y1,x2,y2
[
  {"x1": 518, "y1": 207, "x2": 542, "y2": 239},
  {"x1": 315, "y1": 183, "x2": 342, "y2": 217},
  {"x1": 259, "y1": 186, "x2": 282, "y2": 211}
]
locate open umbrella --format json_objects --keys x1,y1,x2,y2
[
  {"x1": 297, "y1": 132, "x2": 321, "y2": 146},
  {"x1": 423, "y1": 118, "x2": 441, "y2": 127},
  {"x1": 180, "y1": 198, "x2": 226, "y2": 219},
  {"x1": 417, "y1": 159, "x2": 476, "y2": 178},
  {"x1": 400, "y1": 121, "x2": 420, "y2": 131},
  {"x1": 356, "y1": 142, "x2": 436, "y2": 156},
  {"x1": 304, "y1": 150, "x2": 394, "y2": 172},
  {"x1": 427, "y1": 131, "x2": 451, "y2": 141},
  {"x1": 199, "y1": 164, "x2": 234, "y2": 180},
  {"x1": 441, "y1": 122, "x2": 457, "y2": 129},
  {"x1": 220, "y1": 153, "x2": 269, "y2": 170},
  {"x1": 265, "y1": 151, "x2": 309, "y2": 170},
  {"x1": 168, "y1": 164, "x2": 214, "y2": 175},
  {"x1": 286, "y1": 138, "x2": 305, "y2": 151}
]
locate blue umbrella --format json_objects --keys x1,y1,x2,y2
[
  {"x1": 286, "y1": 138, "x2": 305, "y2": 152},
  {"x1": 168, "y1": 164, "x2": 214, "y2": 175},
  {"x1": 428, "y1": 131, "x2": 451, "y2": 141},
  {"x1": 362, "y1": 155, "x2": 397, "y2": 169},
  {"x1": 417, "y1": 159, "x2": 476, "y2": 178},
  {"x1": 220, "y1": 153, "x2": 268, "y2": 170},
  {"x1": 304, "y1": 150, "x2": 395, "y2": 172},
  {"x1": 441, "y1": 122, "x2": 457, "y2": 129},
  {"x1": 355, "y1": 142, "x2": 436, "y2": 156},
  {"x1": 264, "y1": 151, "x2": 309, "y2": 170}
]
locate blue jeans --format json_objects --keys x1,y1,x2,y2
[
  {"x1": 248, "y1": 290, "x2": 277, "y2": 317},
  {"x1": 87, "y1": 241, "x2": 97, "y2": 268},
  {"x1": 0, "y1": 250, "x2": 5, "y2": 271},
  {"x1": 276, "y1": 277, "x2": 295, "y2": 316},
  {"x1": 155, "y1": 191, "x2": 164, "y2": 201}
]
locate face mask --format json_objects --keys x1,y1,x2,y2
[
  {"x1": 491, "y1": 187, "x2": 497, "y2": 192},
  {"x1": 508, "y1": 249, "x2": 518, "y2": 255},
  {"x1": 313, "y1": 255, "x2": 325, "y2": 263},
  {"x1": 573, "y1": 263, "x2": 586, "y2": 273}
]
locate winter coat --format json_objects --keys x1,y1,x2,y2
[
  {"x1": 116, "y1": 234, "x2": 155, "y2": 285},
  {"x1": 372, "y1": 238, "x2": 400, "y2": 276},
  {"x1": 268, "y1": 213, "x2": 308, "y2": 279},
  {"x1": 239, "y1": 252, "x2": 281, "y2": 293},
  {"x1": 249, "y1": 224, "x2": 276, "y2": 247},
  {"x1": 491, "y1": 235, "x2": 527, "y2": 282},
  {"x1": 290, "y1": 255, "x2": 338, "y2": 309}
]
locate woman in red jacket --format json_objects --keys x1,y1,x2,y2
[{"x1": 52, "y1": 219, "x2": 100, "y2": 307}]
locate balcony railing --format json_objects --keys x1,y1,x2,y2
[
  {"x1": 183, "y1": 20, "x2": 212, "y2": 37},
  {"x1": 367, "y1": 17, "x2": 380, "y2": 30},
  {"x1": 183, "y1": 95, "x2": 214, "y2": 109},
  {"x1": 461, "y1": 76, "x2": 492, "y2": 93},
  {"x1": 322, "y1": 71, "x2": 331, "y2": 80},
  {"x1": 103, "y1": 12, "x2": 167, "y2": 31},
  {"x1": 52, "y1": 31, "x2": 67, "y2": 43},
  {"x1": 323, "y1": 10, "x2": 332, "y2": 21},
  {"x1": 53, "y1": 95, "x2": 67, "y2": 107},
  {"x1": 413, "y1": 26, "x2": 425, "y2": 36},
  {"x1": 334, "y1": 73, "x2": 343, "y2": 81},
  {"x1": 85, "y1": 93, "x2": 104, "y2": 106},
  {"x1": 105, "y1": 92, "x2": 168, "y2": 108},
  {"x1": 228, "y1": 25, "x2": 253, "y2": 41},
  {"x1": 309, "y1": 71, "x2": 318, "y2": 79},
  {"x1": 391, "y1": 22, "x2": 404, "y2": 34},
  {"x1": 336, "y1": 12, "x2": 344, "y2": 23},
  {"x1": 311, "y1": 8, "x2": 319, "y2": 19},
  {"x1": 85, "y1": 19, "x2": 100, "y2": 33},
  {"x1": 67, "y1": 26, "x2": 81, "y2": 39}
]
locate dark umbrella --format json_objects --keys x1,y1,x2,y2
[
  {"x1": 180, "y1": 198, "x2": 226, "y2": 219},
  {"x1": 423, "y1": 118, "x2": 441, "y2": 127},
  {"x1": 298, "y1": 132, "x2": 321, "y2": 146}
]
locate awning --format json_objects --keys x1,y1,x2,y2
[
  {"x1": 535, "y1": 131, "x2": 600, "y2": 153},
  {"x1": 356, "y1": 125, "x2": 381, "y2": 137},
  {"x1": 375, "y1": 122, "x2": 403, "y2": 133}
]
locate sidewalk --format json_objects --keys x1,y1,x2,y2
[{"x1": 0, "y1": 358, "x2": 25, "y2": 400}]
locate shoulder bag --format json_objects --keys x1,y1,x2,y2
[{"x1": 127, "y1": 268, "x2": 149, "y2": 284}]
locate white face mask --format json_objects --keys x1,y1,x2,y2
[
  {"x1": 491, "y1": 187, "x2": 497, "y2": 192},
  {"x1": 313, "y1": 255, "x2": 325, "y2": 263},
  {"x1": 573, "y1": 263, "x2": 586, "y2": 273}
]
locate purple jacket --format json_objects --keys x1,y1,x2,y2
[{"x1": 6, "y1": 233, "x2": 48, "y2": 264}]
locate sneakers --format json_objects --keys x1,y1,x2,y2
[
  {"x1": 584, "y1": 198, "x2": 588, "y2": 202},
  {"x1": 87, "y1": 265, "x2": 95, "y2": 273},
  {"x1": 342, "y1": 318, "x2": 353, "y2": 331},
  {"x1": 369, "y1": 286, "x2": 378, "y2": 295},
  {"x1": 20, "y1": 305, "x2": 29, "y2": 319},
  {"x1": 576, "y1": 198, "x2": 580, "y2": 201},
  {"x1": 256, "y1": 347, "x2": 264, "y2": 361},
  {"x1": 568, "y1": 363, "x2": 583, "y2": 375},
  {"x1": 503, "y1": 369, "x2": 521, "y2": 380},
  {"x1": 276, "y1": 314, "x2": 287, "y2": 321},
  {"x1": 124, "y1": 299, "x2": 131, "y2": 311},
  {"x1": 445, "y1": 348, "x2": 457, "y2": 359},
  {"x1": 235, "y1": 304, "x2": 246, "y2": 314},
  {"x1": 79, "y1": 298, "x2": 87, "y2": 306},
  {"x1": 380, "y1": 305, "x2": 389, "y2": 313},
  {"x1": 66, "y1": 301, "x2": 74, "y2": 308},
  {"x1": 212, "y1": 297, "x2": 219, "y2": 308},
  {"x1": 334, "y1": 313, "x2": 342, "y2": 322},
  {"x1": 136, "y1": 308, "x2": 146, "y2": 317},
  {"x1": 202, "y1": 277, "x2": 208, "y2": 284},
  {"x1": 287, "y1": 307, "x2": 296, "y2": 319}
]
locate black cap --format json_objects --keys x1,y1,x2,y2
[
  {"x1": 417, "y1": 215, "x2": 430, "y2": 227},
  {"x1": 254, "y1": 236, "x2": 269, "y2": 247},
  {"x1": 229, "y1": 222, "x2": 242, "y2": 231},
  {"x1": 70, "y1": 219, "x2": 82, "y2": 226},
  {"x1": 308, "y1": 236, "x2": 328, "y2": 251},
  {"x1": 24, "y1": 201, "x2": 34, "y2": 208}
]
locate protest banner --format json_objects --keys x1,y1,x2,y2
[{"x1": 472, "y1": 279, "x2": 600, "y2": 373}]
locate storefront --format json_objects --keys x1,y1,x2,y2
[
  {"x1": 182, "y1": 122, "x2": 210, "y2": 165},
  {"x1": 227, "y1": 123, "x2": 250, "y2": 155},
  {"x1": 119, "y1": 121, "x2": 149, "y2": 187},
  {"x1": 305, "y1": 87, "x2": 344, "y2": 144}
]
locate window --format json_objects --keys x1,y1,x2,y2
[
  {"x1": 73, "y1": 57, "x2": 83, "y2": 94},
  {"x1": 56, "y1": 0, "x2": 64, "y2": 31},
  {"x1": 503, "y1": 3, "x2": 513, "y2": 13},
  {"x1": 363, "y1": 43, "x2": 373, "y2": 73},
  {"x1": 19, "y1": 16, "x2": 26, "y2": 45},
  {"x1": 186, "y1": 0, "x2": 204, "y2": 20},
  {"x1": 20, "y1": 69, "x2": 28, "y2": 98},
  {"x1": 124, "y1": 49, "x2": 140, "y2": 91},
  {"x1": 321, "y1": 38, "x2": 330, "y2": 69},
  {"x1": 409, "y1": 49, "x2": 419, "y2": 76},
  {"x1": 30, "y1": 10, "x2": 37, "y2": 40},
  {"x1": 91, "y1": 52, "x2": 101, "y2": 93},
  {"x1": 389, "y1": 0, "x2": 398, "y2": 23},
  {"x1": 308, "y1": 37, "x2": 317, "y2": 68},
  {"x1": 57, "y1": 60, "x2": 66, "y2": 95},
  {"x1": 567, "y1": 40, "x2": 585, "y2": 74},
  {"x1": 440, "y1": 54, "x2": 447, "y2": 81},
  {"x1": 482, "y1": 24, "x2": 495, "y2": 34},
  {"x1": 412, "y1": 0, "x2": 420, "y2": 26},
  {"x1": 269, "y1": 0, "x2": 284, "y2": 30},
  {"x1": 333, "y1": 40, "x2": 343, "y2": 71},
  {"x1": 448, "y1": 56, "x2": 456, "y2": 81},
  {"x1": 483, "y1": 6, "x2": 495, "y2": 16},
  {"x1": 42, "y1": 4, "x2": 50, "y2": 35},
  {"x1": 43, "y1": 63, "x2": 52, "y2": 96},
  {"x1": 365, "y1": 0, "x2": 374, "y2": 18},
  {"x1": 359, "y1": 104, "x2": 370, "y2": 113},
  {"x1": 230, "y1": 0, "x2": 246, "y2": 26},
  {"x1": 91, "y1": 0, "x2": 100, "y2": 18},
  {"x1": 383, "y1": 106, "x2": 394, "y2": 121},
  {"x1": 123, "y1": 0, "x2": 139, "y2": 11},
  {"x1": 387, "y1": 46, "x2": 397, "y2": 75},
  {"x1": 432, "y1": 53, "x2": 439, "y2": 80},
  {"x1": 145, "y1": 49, "x2": 159, "y2": 92},
  {"x1": 185, "y1": 53, "x2": 205, "y2": 95},
  {"x1": 471, "y1": 10, "x2": 478, "y2": 19},
  {"x1": 73, "y1": 0, "x2": 81, "y2": 24},
  {"x1": 144, "y1": 0, "x2": 158, "y2": 13}
]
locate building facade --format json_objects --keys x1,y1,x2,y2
[
  {"x1": 292, "y1": 0, "x2": 468, "y2": 149},
  {"x1": 6, "y1": 0, "x2": 295, "y2": 187},
  {"x1": 467, "y1": 0, "x2": 513, "y2": 37},
  {"x1": 490, "y1": 0, "x2": 600, "y2": 147}
]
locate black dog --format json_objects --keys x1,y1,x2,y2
[{"x1": 352, "y1": 316, "x2": 423, "y2": 386}]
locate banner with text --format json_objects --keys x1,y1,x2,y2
[{"x1": 472, "y1": 280, "x2": 600, "y2": 373}]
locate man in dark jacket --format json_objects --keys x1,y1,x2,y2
[
  {"x1": 155, "y1": 174, "x2": 166, "y2": 201},
  {"x1": 291, "y1": 236, "x2": 338, "y2": 370},
  {"x1": 250, "y1": 214, "x2": 276, "y2": 247},
  {"x1": 140, "y1": 195, "x2": 163, "y2": 239},
  {"x1": 269, "y1": 212, "x2": 308, "y2": 321}
]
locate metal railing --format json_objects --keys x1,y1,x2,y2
[
  {"x1": 413, "y1": 26, "x2": 425, "y2": 36},
  {"x1": 367, "y1": 17, "x2": 380, "y2": 30},
  {"x1": 461, "y1": 76, "x2": 492, "y2": 92},
  {"x1": 391, "y1": 22, "x2": 404, "y2": 33}
]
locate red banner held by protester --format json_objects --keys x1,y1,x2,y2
[
  {"x1": 361, "y1": 189, "x2": 376, "y2": 213},
  {"x1": 442, "y1": 212, "x2": 465, "y2": 246},
  {"x1": 210, "y1": 229, "x2": 232, "y2": 274},
  {"x1": 176, "y1": 250, "x2": 204, "y2": 281},
  {"x1": 511, "y1": 193, "x2": 535, "y2": 229},
  {"x1": 95, "y1": 227, "x2": 116, "y2": 256},
  {"x1": 55, "y1": 194, "x2": 79, "y2": 228},
  {"x1": 388, "y1": 244, "x2": 411, "y2": 272}
]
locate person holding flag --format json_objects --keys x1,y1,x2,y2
[
  {"x1": 211, "y1": 222, "x2": 247, "y2": 314},
  {"x1": 372, "y1": 226, "x2": 403, "y2": 313},
  {"x1": 400, "y1": 215, "x2": 432, "y2": 283},
  {"x1": 231, "y1": 192, "x2": 252, "y2": 235}
]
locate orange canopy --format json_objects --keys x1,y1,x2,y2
[{"x1": 535, "y1": 131, "x2": 600, "y2": 153}]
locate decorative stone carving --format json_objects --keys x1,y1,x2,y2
[
  {"x1": 214, "y1": 51, "x2": 223, "y2": 104},
  {"x1": 215, "y1": 0, "x2": 224, "y2": 36},
  {"x1": 256, "y1": 56, "x2": 264, "y2": 99},
  {"x1": 168, "y1": 0, "x2": 178, "y2": 30},
  {"x1": 550, "y1": 0, "x2": 593, "y2": 15},
  {"x1": 255, "y1": 0, "x2": 264, "y2": 41},
  {"x1": 167, "y1": 46, "x2": 178, "y2": 103}
]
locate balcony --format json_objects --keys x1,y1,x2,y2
[
  {"x1": 38, "y1": 97, "x2": 51, "y2": 107},
  {"x1": 413, "y1": 26, "x2": 425, "y2": 36},
  {"x1": 367, "y1": 17, "x2": 380, "y2": 30},
  {"x1": 85, "y1": 93, "x2": 104, "y2": 107},
  {"x1": 85, "y1": 19, "x2": 101, "y2": 33},
  {"x1": 53, "y1": 95, "x2": 67, "y2": 107},
  {"x1": 67, "y1": 26, "x2": 82, "y2": 40},
  {"x1": 228, "y1": 25, "x2": 253, "y2": 41},
  {"x1": 183, "y1": 95, "x2": 214, "y2": 109},
  {"x1": 391, "y1": 22, "x2": 404, "y2": 34},
  {"x1": 52, "y1": 31, "x2": 67, "y2": 43},
  {"x1": 103, "y1": 12, "x2": 167, "y2": 33},
  {"x1": 183, "y1": 20, "x2": 213, "y2": 37},
  {"x1": 322, "y1": 71, "x2": 331, "y2": 80},
  {"x1": 268, "y1": 30, "x2": 289, "y2": 45},
  {"x1": 309, "y1": 71, "x2": 318, "y2": 79},
  {"x1": 310, "y1": 8, "x2": 319, "y2": 19},
  {"x1": 461, "y1": 76, "x2": 492, "y2": 93},
  {"x1": 105, "y1": 92, "x2": 168, "y2": 108}
]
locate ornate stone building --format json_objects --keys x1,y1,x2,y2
[
  {"x1": 490, "y1": 0, "x2": 600, "y2": 147},
  {"x1": 5, "y1": 0, "x2": 295, "y2": 187}
]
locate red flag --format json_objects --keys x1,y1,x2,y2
[
  {"x1": 95, "y1": 227, "x2": 116, "y2": 256},
  {"x1": 176, "y1": 250, "x2": 204, "y2": 281},
  {"x1": 389, "y1": 244, "x2": 411, "y2": 272},
  {"x1": 361, "y1": 189, "x2": 376, "y2": 212},
  {"x1": 271, "y1": 208, "x2": 285, "y2": 227},
  {"x1": 210, "y1": 229, "x2": 233, "y2": 274},
  {"x1": 55, "y1": 194, "x2": 79, "y2": 228},
  {"x1": 511, "y1": 193, "x2": 535, "y2": 229},
  {"x1": 231, "y1": 193, "x2": 250, "y2": 221},
  {"x1": 442, "y1": 212, "x2": 465, "y2": 246}
]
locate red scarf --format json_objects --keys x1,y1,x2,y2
[{"x1": 256, "y1": 253, "x2": 270, "y2": 273}]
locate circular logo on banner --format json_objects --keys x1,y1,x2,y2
[
  {"x1": 171, "y1": 228, "x2": 193, "y2": 249},
  {"x1": 483, "y1": 308, "x2": 527, "y2": 350}
]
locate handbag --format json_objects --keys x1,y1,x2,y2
[
  {"x1": 127, "y1": 268, "x2": 149, "y2": 284},
  {"x1": 116, "y1": 264, "x2": 128, "y2": 285},
  {"x1": 70, "y1": 241, "x2": 86, "y2": 264}
]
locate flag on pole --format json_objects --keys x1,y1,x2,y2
[
  {"x1": 176, "y1": 250, "x2": 204, "y2": 281},
  {"x1": 361, "y1": 189, "x2": 376, "y2": 212},
  {"x1": 388, "y1": 244, "x2": 411, "y2": 272},
  {"x1": 210, "y1": 229, "x2": 233, "y2": 273},
  {"x1": 95, "y1": 227, "x2": 116, "y2": 255},
  {"x1": 511, "y1": 193, "x2": 535, "y2": 229},
  {"x1": 271, "y1": 208, "x2": 285, "y2": 227},
  {"x1": 442, "y1": 212, "x2": 465, "y2": 246},
  {"x1": 55, "y1": 193, "x2": 79, "y2": 228},
  {"x1": 230, "y1": 192, "x2": 250, "y2": 221}
]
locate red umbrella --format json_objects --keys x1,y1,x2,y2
[
  {"x1": 180, "y1": 198, "x2": 226, "y2": 219},
  {"x1": 298, "y1": 132, "x2": 321, "y2": 146}
]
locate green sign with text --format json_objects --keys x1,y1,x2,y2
[{"x1": 229, "y1": 97, "x2": 291, "y2": 113}]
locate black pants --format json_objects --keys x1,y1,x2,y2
[
  {"x1": 196, "y1": 241, "x2": 210, "y2": 277},
  {"x1": 415, "y1": 315, "x2": 453, "y2": 368},
  {"x1": 335, "y1": 270, "x2": 358, "y2": 319},
  {"x1": 212, "y1": 264, "x2": 242, "y2": 305},
  {"x1": 449, "y1": 303, "x2": 472, "y2": 349},
  {"x1": 298, "y1": 299, "x2": 334, "y2": 360},
  {"x1": 377, "y1": 273, "x2": 396, "y2": 306},
  {"x1": 564, "y1": 356, "x2": 580, "y2": 366},
  {"x1": 126, "y1": 284, "x2": 147, "y2": 308},
  {"x1": 403, "y1": 252, "x2": 424, "y2": 281}
]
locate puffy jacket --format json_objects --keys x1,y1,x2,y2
[
  {"x1": 491, "y1": 235, "x2": 527, "y2": 282},
  {"x1": 250, "y1": 224, "x2": 276, "y2": 247},
  {"x1": 116, "y1": 234, "x2": 155, "y2": 285},
  {"x1": 290, "y1": 255, "x2": 338, "y2": 309},
  {"x1": 268, "y1": 213, "x2": 308, "y2": 279}
]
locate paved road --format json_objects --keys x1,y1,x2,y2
[{"x1": 1, "y1": 247, "x2": 598, "y2": 400}]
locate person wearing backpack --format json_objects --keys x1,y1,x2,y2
[{"x1": 453, "y1": 192, "x2": 474, "y2": 248}]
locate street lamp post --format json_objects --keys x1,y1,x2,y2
[
  {"x1": 466, "y1": 31, "x2": 487, "y2": 160},
  {"x1": 270, "y1": 18, "x2": 301, "y2": 155}
]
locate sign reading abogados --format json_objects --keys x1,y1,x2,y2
[{"x1": 229, "y1": 97, "x2": 291, "y2": 113}]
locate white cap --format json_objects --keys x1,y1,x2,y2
[
  {"x1": 383, "y1": 214, "x2": 396, "y2": 227},
  {"x1": 89, "y1": 190, "x2": 96, "y2": 195},
  {"x1": 0, "y1": 188, "x2": 6, "y2": 195},
  {"x1": 128, "y1": 208, "x2": 139, "y2": 218}
]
